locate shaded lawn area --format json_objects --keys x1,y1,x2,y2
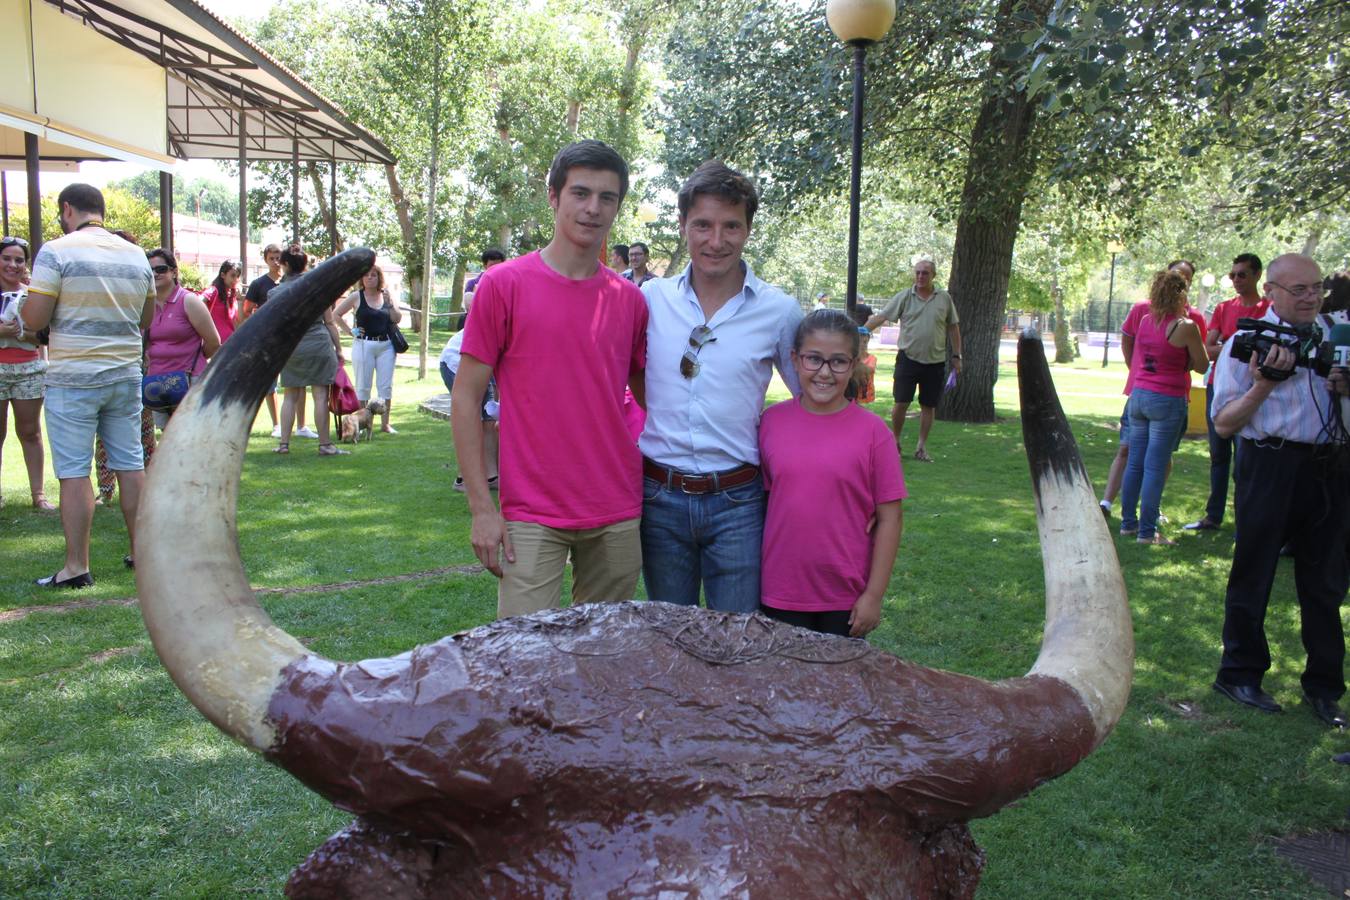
[{"x1": 0, "y1": 352, "x2": 1340, "y2": 898}]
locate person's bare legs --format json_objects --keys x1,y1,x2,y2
[
  {"x1": 381, "y1": 398, "x2": 393, "y2": 432},
  {"x1": 0, "y1": 399, "x2": 7, "y2": 507},
  {"x1": 890, "y1": 402, "x2": 911, "y2": 448},
  {"x1": 264, "y1": 392, "x2": 278, "y2": 427},
  {"x1": 277, "y1": 387, "x2": 302, "y2": 449},
  {"x1": 13, "y1": 398, "x2": 53, "y2": 508},
  {"x1": 914, "y1": 405, "x2": 937, "y2": 461},
  {"x1": 1103, "y1": 443, "x2": 1128, "y2": 506},
  {"x1": 115, "y1": 469, "x2": 144, "y2": 562},
  {"x1": 297, "y1": 392, "x2": 308, "y2": 431},
  {"x1": 313, "y1": 386, "x2": 330, "y2": 443},
  {"x1": 55, "y1": 476, "x2": 95, "y2": 579}
]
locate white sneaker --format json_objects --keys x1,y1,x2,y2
[
  {"x1": 295, "y1": 426, "x2": 320, "y2": 439},
  {"x1": 453, "y1": 476, "x2": 466, "y2": 492},
  {"x1": 271, "y1": 425, "x2": 282, "y2": 438}
]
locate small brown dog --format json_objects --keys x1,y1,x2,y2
[{"x1": 339, "y1": 399, "x2": 386, "y2": 444}]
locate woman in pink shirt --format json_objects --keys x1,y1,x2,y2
[
  {"x1": 758, "y1": 310, "x2": 906, "y2": 637},
  {"x1": 145, "y1": 249, "x2": 220, "y2": 425},
  {"x1": 1119, "y1": 270, "x2": 1207, "y2": 545},
  {"x1": 200, "y1": 259, "x2": 242, "y2": 344}
]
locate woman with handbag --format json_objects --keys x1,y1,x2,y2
[
  {"x1": 335, "y1": 264, "x2": 402, "y2": 434},
  {"x1": 144, "y1": 249, "x2": 220, "y2": 427},
  {"x1": 0, "y1": 235, "x2": 54, "y2": 510},
  {"x1": 201, "y1": 259, "x2": 243, "y2": 344},
  {"x1": 275, "y1": 243, "x2": 348, "y2": 456}
]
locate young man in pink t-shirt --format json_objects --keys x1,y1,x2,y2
[
  {"x1": 452, "y1": 140, "x2": 649, "y2": 618},
  {"x1": 1184, "y1": 253, "x2": 1269, "y2": 532}
]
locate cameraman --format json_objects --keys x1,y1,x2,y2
[{"x1": 1210, "y1": 254, "x2": 1350, "y2": 727}]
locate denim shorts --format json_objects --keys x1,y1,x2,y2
[{"x1": 44, "y1": 381, "x2": 144, "y2": 478}]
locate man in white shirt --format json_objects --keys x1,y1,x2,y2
[
  {"x1": 1210, "y1": 253, "x2": 1350, "y2": 727},
  {"x1": 637, "y1": 161, "x2": 802, "y2": 612}
]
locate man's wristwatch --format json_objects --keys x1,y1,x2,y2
[{"x1": 951, "y1": 354, "x2": 962, "y2": 359}]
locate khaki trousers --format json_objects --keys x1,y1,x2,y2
[{"x1": 498, "y1": 517, "x2": 642, "y2": 619}]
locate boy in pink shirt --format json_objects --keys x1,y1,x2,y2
[{"x1": 453, "y1": 141, "x2": 648, "y2": 618}]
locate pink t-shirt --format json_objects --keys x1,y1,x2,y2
[
  {"x1": 759, "y1": 400, "x2": 907, "y2": 612},
  {"x1": 462, "y1": 252, "x2": 648, "y2": 529},
  {"x1": 1206, "y1": 296, "x2": 1270, "y2": 385},
  {"x1": 201, "y1": 285, "x2": 237, "y2": 343},
  {"x1": 1122, "y1": 301, "x2": 1204, "y2": 396}
]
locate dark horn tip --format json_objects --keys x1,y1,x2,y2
[
  {"x1": 1017, "y1": 329, "x2": 1088, "y2": 496},
  {"x1": 196, "y1": 248, "x2": 378, "y2": 412}
]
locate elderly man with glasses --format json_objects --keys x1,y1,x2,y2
[
  {"x1": 636, "y1": 161, "x2": 802, "y2": 613},
  {"x1": 1209, "y1": 253, "x2": 1350, "y2": 727}
]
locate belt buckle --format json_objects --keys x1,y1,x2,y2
[{"x1": 680, "y1": 475, "x2": 703, "y2": 494}]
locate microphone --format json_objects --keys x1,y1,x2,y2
[{"x1": 1329, "y1": 323, "x2": 1350, "y2": 369}]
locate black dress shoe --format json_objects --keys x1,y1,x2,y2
[
  {"x1": 1304, "y1": 694, "x2": 1348, "y2": 728},
  {"x1": 1213, "y1": 680, "x2": 1282, "y2": 713},
  {"x1": 35, "y1": 570, "x2": 95, "y2": 589}
]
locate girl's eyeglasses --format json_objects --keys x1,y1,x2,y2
[
  {"x1": 797, "y1": 353, "x2": 855, "y2": 374},
  {"x1": 151, "y1": 264, "x2": 172, "y2": 275}
]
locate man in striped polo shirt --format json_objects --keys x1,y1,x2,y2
[{"x1": 21, "y1": 184, "x2": 154, "y2": 589}]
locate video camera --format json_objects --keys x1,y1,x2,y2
[{"x1": 1230, "y1": 317, "x2": 1350, "y2": 381}]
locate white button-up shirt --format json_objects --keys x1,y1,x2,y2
[
  {"x1": 639, "y1": 262, "x2": 803, "y2": 472},
  {"x1": 1212, "y1": 308, "x2": 1349, "y2": 444}
]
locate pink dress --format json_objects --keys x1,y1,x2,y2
[{"x1": 146, "y1": 287, "x2": 208, "y2": 377}]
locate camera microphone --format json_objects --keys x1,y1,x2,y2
[{"x1": 1329, "y1": 323, "x2": 1350, "y2": 369}]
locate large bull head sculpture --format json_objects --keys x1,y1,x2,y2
[{"x1": 137, "y1": 248, "x2": 1132, "y2": 898}]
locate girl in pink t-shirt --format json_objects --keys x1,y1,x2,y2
[{"x1": 758, "y1": 310, "x2": 906, "y2": 638}]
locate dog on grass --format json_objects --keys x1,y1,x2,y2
[{"x1": 339, "y1": 399, "x2": 386, "y2": 444}]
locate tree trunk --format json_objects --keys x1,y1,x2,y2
[
  {"x1": 450, "y1": 256, "x2": 467, "y2": 315},
  {"x1": 385, "y1": 163, "x2": 421, "y2": 323},
  {"x1": 306, "y1": 162, "x2": 342, "y2": 254},
  {"x1": 938, "y1": 0, "x2": 1048, "y2": 423},
  {"x1": 665, "y1": 234, "x2": 687, "y2": 276},
  {"x1": 566, "y1": 100, "x2": 581, "y2": 134},
  {"x1": 420, "y1": 10, "x2": 444, "y2": 381}
]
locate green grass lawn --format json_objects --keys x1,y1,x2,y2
[{"x1": 0, "y1": 347, "x2": 1341, "y2": 897}]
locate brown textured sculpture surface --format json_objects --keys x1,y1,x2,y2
[
  {"x1": 269, "y1": 604, "x2": 1094, "y2": 897},
  {"x1": 135, "y1": 250, "x2": 1133, "y2": 899}
]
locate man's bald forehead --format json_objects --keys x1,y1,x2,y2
[{"x1": 1267, "y1": 253, "x2": 1320, "y2": 283}]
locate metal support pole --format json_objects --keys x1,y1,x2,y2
[
  {"x1": 845, "y1": 43, "x2": 868, "y2": 321},
  {"x1": 291, "y1": 139, "x2": 300, "y2": 244},
  {"x1": 329, "y1": 159, "x2": 337, "y2": 256},
  {"x1": 238, "y1": 105, "x2": 248, "y2": 282},
  {"x1": 2, "y1": 172, "x2": 9, "y2": 236},
  {"x1": 1102, "y1": 251, "x2": 1118, "y2": 368},
  {"x1": 159, "y1": 171, "x2": 173, "y2": 252},
  {"x1": 25, "y1": 133, "x2": 42, "y2": 255}
]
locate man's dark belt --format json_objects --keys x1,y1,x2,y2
[
  {"x1": 1243, "y1": 436, "x2": 1317, "y2": 453},
  {"x1": 643, "y1": 458, "x2": 759, "y2": 494}
]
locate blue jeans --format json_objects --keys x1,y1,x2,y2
[
  {"x1": 640, "y1": 474, "x2": 765, "y2": 612},
  {"x1": 1120, "y1": 388, "x2": 1187, "y2": 540}
]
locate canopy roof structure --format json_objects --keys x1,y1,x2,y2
[
  {"x1": 1, "y1": 0, "x2": 394, "y2": 169},
  {"x1": 2, "y1": 0, "x2": 396, "y2": 268}
]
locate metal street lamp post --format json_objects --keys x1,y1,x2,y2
[
  {"x1": 827, "y1": 0, "x2": 896, "y2": 321},
  {"x1": 1101, "y1": 240, "x2": 1125, "y2": 368}
]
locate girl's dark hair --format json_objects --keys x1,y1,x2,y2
[
  {"x1": 794, "y1": 308, "x2": 862, "y2": 356},
  {"x1": 211, "y1": 259, "x2": 242, "y2": 297},
  {"x1": 280, "y1": 244, "x2": 308, "y2": 275}
]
